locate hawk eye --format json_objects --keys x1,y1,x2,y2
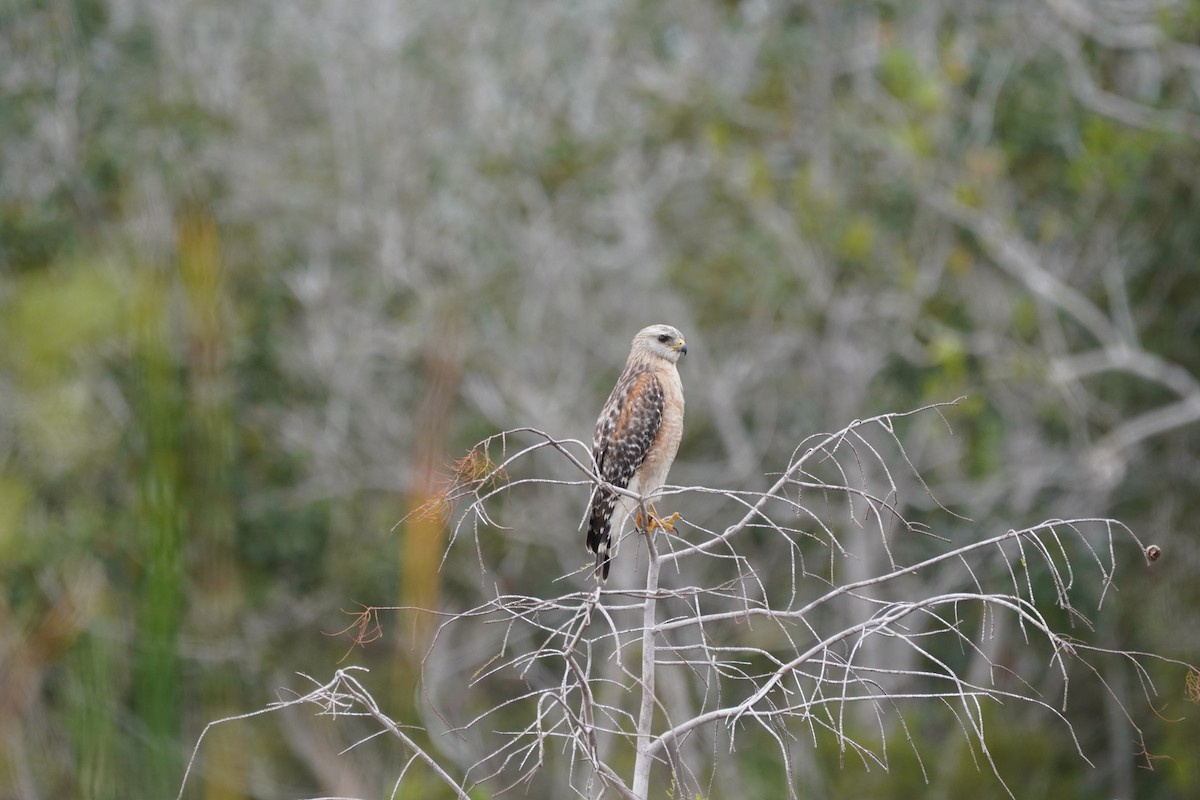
[{"x1": 657, "y1": 334, "x2": 671, "y2": 343}]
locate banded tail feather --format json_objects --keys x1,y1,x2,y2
[{"x1": 587, "y1": 488, "x2": 620, "y2": 582}]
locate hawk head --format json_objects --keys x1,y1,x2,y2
[{"x1": 634, "y1": 323, "x2": 688, "y2": 363}]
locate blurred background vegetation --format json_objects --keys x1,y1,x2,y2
[{"x1": 2, "y1": 0, "x2": 1199, "y2": 797}]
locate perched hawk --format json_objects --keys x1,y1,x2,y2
[{"x1": 587, "y1": 324, "x2": 687, "y2": 582}]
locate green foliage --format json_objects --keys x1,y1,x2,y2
[
  {"x1": 3, "y1": 0, "x2": 1199, "y2": 797},
  {"x1": 811, "y1": 710, "x2": 1090, "y2": 798},
  {"x1": 1067, "y1": 117, "x2": 1159, "y2": 198},
  {"x1": 2, "y1": 259, "x2": 127, "y2": 382},
  {"x1": 0, "y1": 474, "x2": 31, "y2": 561},
  {"x1": 879, "y1": 46, "x2": 944, "y2": 112}
]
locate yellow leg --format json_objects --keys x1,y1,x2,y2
[{"x1": 643, "y1": 504, "x2": 681, "y2": 534}]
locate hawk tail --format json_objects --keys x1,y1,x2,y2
[
  {"x1": 593, "y1": 538, "x2": 612, "y2": 583},
  {"x1": 587, "y1": 490, "x2": 618, "y2": 583}
]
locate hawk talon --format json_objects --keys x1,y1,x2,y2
[{"x1": 640, "y1": 507, "x2": 681, "y2": 534}]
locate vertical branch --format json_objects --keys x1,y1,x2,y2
[
  {"x1": 393, "y1": 315, "x2": 462, "y2": 795},
  {"x1": 179, "y1": 208, "x2": 248, "y2": 798},
  {"x1": 631, "y1": 510, "x2": 661, "y2": 800},
  {"x1": 131, "y1": 269, "x2": 185, "y2": 798},
  {"x1": 399, "y1": 316, "x2": 462, "y2": 648}
]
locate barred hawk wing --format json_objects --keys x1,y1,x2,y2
[{"x1": 587, "y1": 370, "x2": 665, "y2": 581}]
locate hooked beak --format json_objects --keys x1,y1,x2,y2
[{"x1": 674, "y1": 339, "x2": 688, "y2": 356}]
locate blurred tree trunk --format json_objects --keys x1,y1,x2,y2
[
  {"x1": 180, "y1": 210, "x2": 248, "y2": 799},
  {"x1": 398, "y1": 317, "x2": 462, "y2": 653},
  {"x1": 131, "y1": 269, "x2": 186, "y2": 798},
  {"x1": 392, "y1": 315, "x2": 462, "y2": 793}
]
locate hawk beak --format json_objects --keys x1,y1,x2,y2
[{"x1": 676, "y1": 339, "x2": 688, "y2": 355}]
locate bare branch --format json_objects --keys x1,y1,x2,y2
[{"x1": 186, "y1": 407, "x2": 1197, "y2": 798}]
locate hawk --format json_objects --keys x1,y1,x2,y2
[{"x1": 586, "y1": 323, "x2": 687, "y2": 582}]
